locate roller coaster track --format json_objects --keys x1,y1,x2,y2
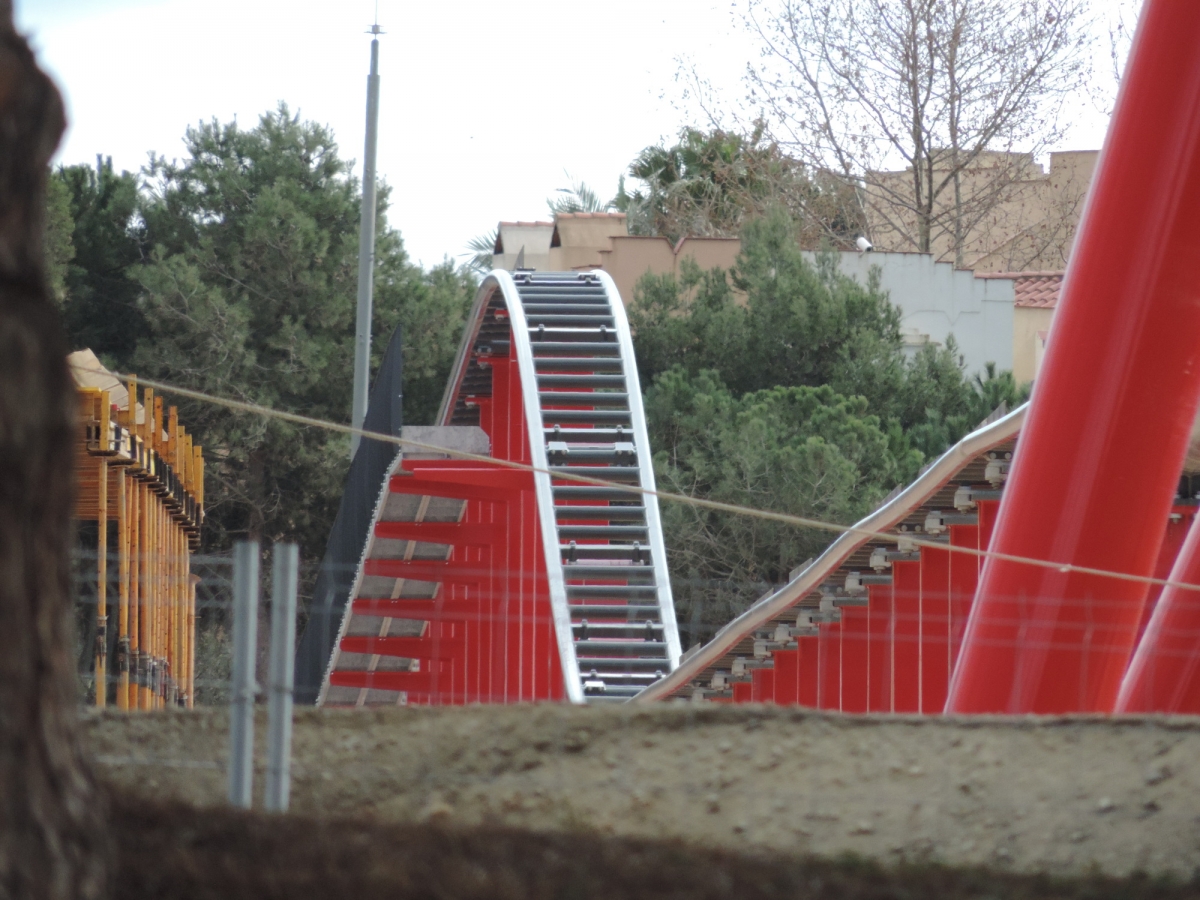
[{"x1": 312, "y1": 270, "x2": 679, "y2": 706}]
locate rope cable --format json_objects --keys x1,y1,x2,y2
[{"x1": 73, "y1": 364, "x2": 1200, "y2": 596}]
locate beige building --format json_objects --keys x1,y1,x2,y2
[
  {"x1": 980, "y1": 271, "x2": 1063, "y2": 384},
  {"x1": 493, "y1": 213, "x2": 741, "y2": 307},
  {"x1": 867, "y1": 150, "x2": 1098, "y2": 273},
  {"x1": 492, "y1": 210, "x2": 1069, "y2": 384}
]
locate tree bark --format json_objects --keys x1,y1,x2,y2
[{"x1": 0, "y1": 4, "x2": 110, "y2": 898}]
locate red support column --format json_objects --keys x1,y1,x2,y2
[
  {"x1": 751, "y1": 667, "x2": 775, "y2": 703},
  {"x1": 948, "y1": 523, "x2": 980, "y2": 670},
  {"x1": 1137, "y1": 507, "x2": 1195, "y2": 643},
  {"x1": 798, "y1": 635, "x2": 819, "y2": 707},
  {"x1": 921, "y1": 545, "x2": 951, "y2": 714},
  {"x1": 948, "y1": 0, "x2": 1200, "y2": 714},
  {"x1": 773, "y1": 648, "x2": 800, "y2": 705},
  {"x1": 732, "y1": 680, "x2": 753, "y2": 703},
  {"x1": 867, "y1": 583, "x2": 893, "y2": 712},
  {"x1": 1118, "y1": 513, "x2": 1200, "y2": 712},
  {"x1": 840, "y1": 604, "x2": 869, "y2": 712},
  {"x1": 818, "y1": 621, "x2": 841, "y2": 710},
  {"x1": 892, "y1": 560, "x2": 921, "y2": 712}
]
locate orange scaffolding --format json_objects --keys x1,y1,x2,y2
[{"x1": 71, "y1": 351, "x2": 204, "y2": 710}]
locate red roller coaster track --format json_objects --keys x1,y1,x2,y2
[{"x1": 317, "y1": 0, "x2": 1200, "y2": 715}]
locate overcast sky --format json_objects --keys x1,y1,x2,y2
[{"x1": 21, "y1": 0, "x2": 1127, "y2": 268}]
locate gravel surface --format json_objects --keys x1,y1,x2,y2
[{"x1": 84, "y1": 704, "x2": 1200, "y2": 878}]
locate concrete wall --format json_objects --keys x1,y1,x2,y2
[{"x1": 807, "y1": 251, "x2": 1015, "y2": 377}]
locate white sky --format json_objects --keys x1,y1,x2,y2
[{"x1": 21, "y1": 0, "x2": 1127, "y2": 269}]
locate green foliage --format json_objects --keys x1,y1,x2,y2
[
  {"x1": 633, "y1": 207, "x2": 1025, "y2": 640},
  {"x1": 616, "y1": 124, "x2": 863, "y2": 245},
  {"x1": 546, "y1": 179, "x2": 611, "y2": 216},
  {"x1": 133, "y1": 105, "x2": 472, "y2": 554},
  {"x1": 43, "y1": 168, "x2": 75, "y2": 303},
  {"x1": 464, "y1": 227, "x2": 497, "y2": 275},
  {"x1": 54, "y1": 157, "x2": 146, "y2": 368},
  {"x1": 648, "y1": 368, "x2": 914, "y2": 643},
  {"x1": 630, "y1": 207, "x2": 904, "y2": 397},
  {"x1": 377, "y1": 258, "x2": 475, "y2": 427}
]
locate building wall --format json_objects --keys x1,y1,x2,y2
[
  {"x1": 493, "y1": 222, "x2": 554, "y2": 271},
  {"x1": 867, "y1": 150, "x2": 1098, "y2": 274},
  {"x1": 599, "y1": 236, "x2": 741, "y2": 307},
  {"x1": 1012, "y1": 306, "x2": 1056, "y2": 385},
  {"x1": 493, "y1": 214, "x2": 1021, "y2": 379},
  {"x1": 807, "y1": 251, "x2": 1015, "y2": 377}
]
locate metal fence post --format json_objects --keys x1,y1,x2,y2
[
  {"x1": 229, "y1": 540, "x2": 259, "y2": 809},
  {"x1": 265, "y1": 543, "x2": 298, "y2": 812}
]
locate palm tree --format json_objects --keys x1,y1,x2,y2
[
  {"x1": 546, "y1": 179, "x2": 612, "y2": 216},
  {"x1": 463, "y1": 227, "x2": 498, "y2": 274}
]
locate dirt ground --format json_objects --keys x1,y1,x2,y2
[
  {"x1": 86, "y1": 704, "x2": 1200, "y2": 880},
  {"x1": 110, "y1": 793, "x2": 1192, "y2": 900}
]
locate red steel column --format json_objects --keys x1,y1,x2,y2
[
  {"x1": 947, "y1": 0, "x2": 1200, "y2": 714},
  {"x1": 732, "y1": 680, "x2": 753, "y2": 703},
  {"x1": 797, "y1": 635, "x2": 819, "y2": 707},
  {"x1": 818, "y1": 621, "x2": 841, "y2": 710},
  {"x1": 948, "y1": 522, "x2": 980, "y2": 670},
  {"x1": 921, "y1": 545, "x2": 951, "y2": 714},
  {"x1": 773, "y1": 648, "x2": 801, "y2": 705},
  {"x1": 1136, "y1": 506, "x2": 1195, "y2": 643},
  {"x1": 839, "y1": 603, "x2": 869, "y2": 712},
  {"x1": 1118, "y1": 513, "x2": 1200, "y2": 712},
  {"x1": 892, "y1": 560, "x2": 921, "y2": 712},
  {"x1": 751, "y1": 667, "x2": 775, "y2": 703},
  {"x1": 867, "y1": 583, "x2": 893, "y2": 712}
]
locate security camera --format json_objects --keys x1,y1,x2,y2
[{"x1": 856, "y1": 235, "x2": 874, "y2": 253}]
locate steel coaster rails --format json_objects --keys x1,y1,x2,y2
[
  {"x1": 634, "y1": 402, "x2": 1029, "y2": 704},
  {"x1": 437, "y1": 270, "x2": 680, "y2": 704}
]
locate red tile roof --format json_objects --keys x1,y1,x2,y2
[{"x1": 978, "y1": 270, "x2": 1064, "y2": 308}]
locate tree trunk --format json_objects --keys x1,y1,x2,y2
[{"x1": 0, "y1": 4, "x2": 110, "y2": 898}]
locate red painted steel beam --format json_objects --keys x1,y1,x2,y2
[
  {"x1": 797, "y1": 635, "x2": 818, "y2": 707},
  {"x1": 948, "y1": 523, "x2": 980, "y2": 670},
  {"x1": 921, "y1": 545, "x2": 951, "y2": 714},
  {"x1": 947, "y1": 0, "x2": 1200, "y2": 714},
  {"x1": 329, "y1": 670, "x2": 433, "y2": 692},
  {"x1": 773, "y1": 648, "x2": 800, "y2": 705},
  {"x1": 386, "y1": 477, "x2": 511, "y2": 504},
  {"x1": 751, "y1": 667, "x2": 775, "y2": 702},
  {"x1": 339, "y1": 636, "x2": 465, "y2": 659},
  {"x1": 818, "y1": 621, "x2": 840, "y2": 709},
  {"x1": 1118, "y1": 514, "x2": 1200, "y2": 712},
  {"x1": 362, "y1": 559, "x2": 487, "y2": 584},
  {"x1": 892, "y1": 560, "x2": 921, "y2": 712},
  {"x1": 840, "y1": 605, "x2": 869, "y2": 712},
  {"x1": 353, "y1": 598, "x2": 475, "y2": 619},
  {"x1": 1135, "y1": 507, "x2": 1196, "y2": 643},
  {"x1": 373, "y1": 520, "x2": 505, "y2": 545},
  {"x1": 732, "y1": 681, "x2": 753, "y2": 703},
  {"x1": 867, "y1": 584, "x2": 892, "y2": 712},
  {"x1": 352, "y1": 602, "x2": 554, "y2": 625}
]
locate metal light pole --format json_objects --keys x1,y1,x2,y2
[
  {"x1": 228, "y1": 541, "x2": 259, "y2": 809},
  {"x1": 351, "y1": 22, "x2": 382, "y2": 458}
]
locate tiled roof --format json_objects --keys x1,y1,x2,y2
[{"x1": 978, "y1": 270, "x2": 1064, "y2": 308}]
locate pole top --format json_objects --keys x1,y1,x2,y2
[{"x1": 368, "y1": 0, "x2": 383, "y2": 35}]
